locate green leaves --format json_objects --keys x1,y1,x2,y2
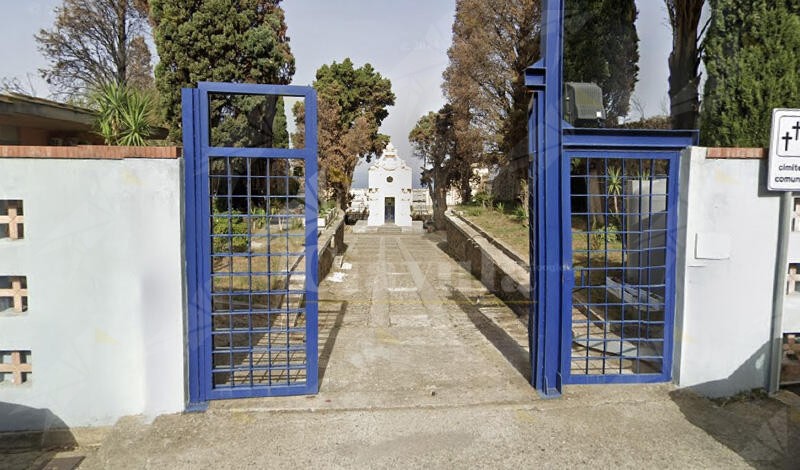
[
  {"x1": 150, "y1": 0, "x2": 295, "y2": 142},
  {"x1": 701, "y1": 0, "x2": 800, "y2": 147},
  {"x1": 564, "y1": 0, "x2": 639, "y2": 125},
  {"x1": 292, "y1": 58, "x2": 395, "y2": 209},
  {"x1": 314, "y1": 58, "x2": 396, "y2": 160},
  {"x1": 90, "y1": 81, "x2": 155, "y2": 146}
]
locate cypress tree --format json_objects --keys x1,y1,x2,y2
[
  {"x1": 150, "y1": 0, "x2": 295, "y2": 142},
  {"x1": 564, "y1": 0, "x2": 640, "y2": 125},
  {"x1": 701, "y1": 0, "x2": 800, "y2": 147}
]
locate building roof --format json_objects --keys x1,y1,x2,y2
[{"x1": 0, "y1": 93, "x2": 96, "y2": 131}]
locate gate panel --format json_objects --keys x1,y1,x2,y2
[
  {"x1": 564, "y1": 150, "x2": 679, "y2": 384},
  {"x1": 184, "y1": 82, "x2": 318, "y2": 406}
]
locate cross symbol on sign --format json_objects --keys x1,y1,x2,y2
[
  {"x1": 783, "y1": 132, "x2": 794, "y2": 152},
  {"x1": 794, "y1": 121, "x2": 800, "y2": 140}
]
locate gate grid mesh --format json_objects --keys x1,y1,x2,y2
[
  {"x1": 209, "y1": 154, "x2": 308, "y2": 388},
  {"x1": 570, "y1": 157, "x2": 670, "y2": 376}
]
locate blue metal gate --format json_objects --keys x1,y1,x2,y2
[
  {"x1": 526, "y1": 1, "x2": 697, "y2": 397},
  {"x1": 183, "y1": 82, "x2": 319, "y2": 408}
]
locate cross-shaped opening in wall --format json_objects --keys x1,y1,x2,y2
[
  {"x1": 0, "y1": 200, "x2": 24, "y2": 240},
  {"x1": 793, "y1": 198, "x2": 800, "y2": 232},
  {"x1": 0, "y1": 351, "x2": 32, "y2": 385},
  {"x1": 0, "y1": 276, "x2": 28, "y2": 313},
  {"x1": 788, "y1": 264, "x2": 800, "y2": 295}
]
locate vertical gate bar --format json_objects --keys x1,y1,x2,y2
[
  {"x1": 304, "y1": 89, "x2": 320, "y2": 393},
  {"x1": 266, "y1": 143, "x2": 273, "y2": 385},
  {"x1": 619, "y1": 158, "x2": 628, "y2": 376},
  {"x1": 246, "y1": 157, "x2": 254, "y2": 388},
  {"x1": 584, "y1": 157, "x2": 591, "y2": 375},
  {"x1": 527, "y1": 99, "x2": 537, "y2": 382},
  {"x1": 662, "y1": 152, "x2": 681, "y2": 380},
  {"x1": 539, "y1": 0, "x2": 566, "y2": 397},
  {"x1": 183, "y1": 88, "x2": 207, "y2": 410},
  {"x1": 198, "y1": 88, "x2": 215, "y2": 396},
  {"x1": 226, "y1": 157, "x2": 234, "y2": 388},
  {"x1": 602, "y1": 158, "x2": 610, "y2": 375},
  {"x1": 645, "y1": 158, "x2": 655, "y2": 373}
]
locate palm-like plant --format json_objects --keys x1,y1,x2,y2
[
  {"x1": 607, "y1": 165, "x2": 623, "y2": 217},
  {"x1": 91, "y1": 81, "x2": 155, "y2": 146}
]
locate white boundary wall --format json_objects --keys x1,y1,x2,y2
[
  {"x1": 675, "y1": 146, "x2": 798, "y2": 397},
  {"x1": 0, "y1": 155, "x2": 185, "y2": 431}
]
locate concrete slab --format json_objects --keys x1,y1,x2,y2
[{"x1": 62, "y1": 232, "x2": 800, "y2": 468}]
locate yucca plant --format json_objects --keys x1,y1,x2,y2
[{"x1": 90, "y1": 82, "x2": 155, "y2": 146}]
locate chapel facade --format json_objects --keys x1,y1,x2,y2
[{"x1": 367, "y1": 143, "x2": 412, "y2": 227}]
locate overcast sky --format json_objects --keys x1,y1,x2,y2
[{"x1": 0, "y1": 1, "x2": 675, "y2": 188}]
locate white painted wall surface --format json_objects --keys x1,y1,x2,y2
[
  {"x1": 674, "y1": 147, "x2": 782, "y2": 397},
  {"x1": 0, "y1": 157, "x2": 185, "y2": 431},
  {"x1": 786, "y1": 229, "x2": 800, "y2": 332}
]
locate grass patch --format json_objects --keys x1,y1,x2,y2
[
  {"x1": 212, "y1": 228, "x2": 306, "y2": 293},
  {"x1": 455, "y1": 204, "x2": 530, "y2": 258},
  {"x1": 457, "y1": 205, "x2": 625, "y2": 288}
]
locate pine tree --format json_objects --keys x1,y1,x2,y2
[
  {"x1": 701, "y1": 0, "x2": 800, "y2": 147},
  {"x1": 292, "y1": 59, "x2": 395, "y2": 209}
]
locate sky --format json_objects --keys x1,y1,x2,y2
[{"x1": 0, "y1": 0, "x2": 676, "y2": 188}]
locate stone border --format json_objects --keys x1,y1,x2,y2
[
  {"x1": 0, "y1": 145, "x2": 181, "y2": 160},
  {"x1": 443, "y1": 211, "x2": 530, "y2": 317}
]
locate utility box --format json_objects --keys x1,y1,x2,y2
[{"x1": 564, "y1": 82, "x2": 605, "y2": 127}]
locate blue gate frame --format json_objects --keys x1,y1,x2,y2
[
  {"x1": 527, "y1": 1, "x2": 698, "y2": 398},
  {"x1": 183, "y1": 82, "x2": 319, "y2": 409}
]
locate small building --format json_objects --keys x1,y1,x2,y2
[
  {"x1": 367, "y1": 143, "x2": 412, "y2": 227},
  {"x1": 0, "y1": 93, "x2": 102, "y2": 146}
]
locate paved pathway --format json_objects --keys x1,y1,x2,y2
[{"x1": 63, "y1": 231, "x2": 800, "y2": 468}]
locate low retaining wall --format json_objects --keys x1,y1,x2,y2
[
  {"x1": 444, "y1": 211, "x2": 530, "y2": 317},
  {"x1": 318, "y1": 212, "x2": 345, "y2": 280}
]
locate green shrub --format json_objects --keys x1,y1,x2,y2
[
  {"x1": 473, "y1": 191, "x2": 492, "y2": 208},
  {"x1": 589, "y1": 222, "x2": 620, "y2": 250},
  {"x1": 513, "y1": 205, "x2": 527, "y2": 224},
  {"x1": 212, "y1": 209, "x2": 250, "y2": 253}
]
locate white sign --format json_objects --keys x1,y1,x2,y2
[{"x1": 768, "y1": 109, "x2": 800, "y2": 191}]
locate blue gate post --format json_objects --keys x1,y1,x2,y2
[
  {"x1": 182, "y1": 87, "x2": 208, "y2": 410},
  {"x1": 526, "y1": 0, "x2": 567, "y2": 398}
]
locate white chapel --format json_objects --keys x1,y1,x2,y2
[{"x1": 367, "y1": 143, "x2": 412, "y2": 227}]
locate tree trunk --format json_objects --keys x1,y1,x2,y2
[
  {"x1": 460, "y1": 170, "x2": 472, "y2": 204},
  {"x1": 587, "y1": 168, "x2": 604, "y2": 229},
  {"x1": 432, "y1": 182, "x2": 448, "y2": 231},
  {"x1": 666, "y1": 0, "x2": 705, "y2": 130},
  {"x1": 115, "y1": 1, "x2": 128, "y2": 84}
]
